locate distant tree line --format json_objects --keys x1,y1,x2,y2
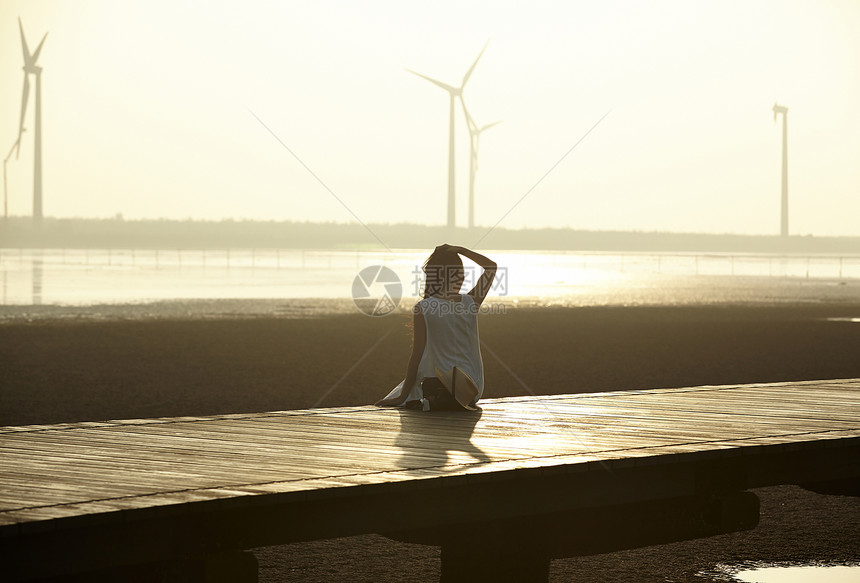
[{"x1": 1, "y1": 217, "x2": 859, "y2": 253}]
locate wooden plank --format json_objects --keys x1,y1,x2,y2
[{"x1": 1, "y1": 379, "x2": 857, "y2": 530}]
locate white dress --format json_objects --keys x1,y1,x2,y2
[{"x1": 381, "y1": 294, "x2": 484, "y2": 407}]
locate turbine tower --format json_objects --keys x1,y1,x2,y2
[
  {"x1": 772, "y1": 102, "x2": 788, "y2": 237},
  {"x1": 407, "y1": 41, "x2": 488, "y2": 228},
  {"x1": 16, "y1": 18, "x2": 48, "y2": 225},
  {"x1": 461, "y1": 101, "x2": 500, "y2": 229}
]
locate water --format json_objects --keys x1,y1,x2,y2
[
  {"x1": 1, "y1": 248, "x2": 859, "y2": 308},
  {"x1": 707, "y1": 563, "x2": 860, "y2": 582},
  {"x1": 735, "y1": 565, "x2": 859, "y2": 582}
]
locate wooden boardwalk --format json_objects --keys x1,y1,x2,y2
[{"x1": 2, "y1": 378, "x2": 859, "y2": 581}]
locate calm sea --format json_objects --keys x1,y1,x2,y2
[{"x1": 1, "y1": 248, "x2": 859, "y2": 309}]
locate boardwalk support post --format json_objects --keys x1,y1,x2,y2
[{"x1": 440, "y1": 522, "x2": 550, "y2": 583}]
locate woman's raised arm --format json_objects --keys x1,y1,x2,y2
[{"x1": 443, "y1": 245, "x2": 497, "y2": 306}]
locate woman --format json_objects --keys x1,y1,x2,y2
[{"x1": 376, "y1": 244, "x2": 497, "y2": 411}]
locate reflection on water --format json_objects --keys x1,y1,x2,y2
[
  {"x1": 734, "y1": 564, "x2": 859, "y2": 582},
  {"x1": 0, "y1": 248, "x2": 859, "y2": 307},
  {"x1": 32, "y1": 254, "x2": 43, "y2": 306}
]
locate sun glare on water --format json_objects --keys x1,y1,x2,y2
[{"x1": 734, "y1": 565, "x2": 860, "y2": 583}]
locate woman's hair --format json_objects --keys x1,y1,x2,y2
[{"x1": 421, "y1": 248, "x2": 464, "y2": 298}]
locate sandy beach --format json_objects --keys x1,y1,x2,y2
[{"x1": 1, "y1": 300, "x2": 859, "y2": 581}]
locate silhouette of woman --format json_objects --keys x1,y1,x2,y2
[{"x1": 376, "y1": 244, "x2": 497, "y2": 411}]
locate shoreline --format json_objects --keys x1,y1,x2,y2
[{"x1": 2, "y1": 273, "x2": 859, "y2": 323}]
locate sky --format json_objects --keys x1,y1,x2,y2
[{"x1": 1, "y1": 0, "x2": 859, "y2": 236}]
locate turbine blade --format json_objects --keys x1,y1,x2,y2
[
  {"x1": 459, "y1": 95, "x2": 477, "y2": 132},
  {"x1": 461, "y1": 39, "x2": 489, "y2": 88},
  {"x1": 480, "y1": 120, "x2": 502, "y2": 133},
  {"x1": 18, "y1": 17, "x2": 32, "y2": 62},
  {"x1": 31, "y1": 32, "x2": 48, "y2": 64},
  {"x1": 17, "y1": 73, "x2": 30, "y2": 158},
  {"x1": 405, "y1": 69, "x2": 457, "y2": 93},
  {"x1": 6, "y1": 138, "x2": 20, "y2": 162}
]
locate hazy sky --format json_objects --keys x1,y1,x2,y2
[{"x1": 2, "y1": 0, "x2": 859, "y2": 236}]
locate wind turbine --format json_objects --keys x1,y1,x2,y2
[
  {"x1": 772, "y1": 103, "x2": 788, "y2": 237},
  {"x1": 16, "y1": 18, "x2": 48, "y2": 225},
  {"x1": 407, "y1": 41, "x2": 488, "y2": 228},
  {"x1": 461, "y1": 101, "x2": 500, "y2": 229}
]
